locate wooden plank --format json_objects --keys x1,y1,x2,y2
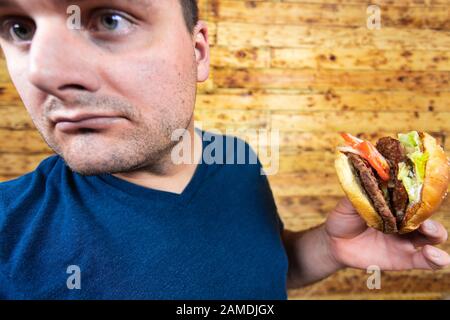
[
  {"x1": 288, "y1": 268, "x2": 450, "y2": 298},
  {"x1": 0, "y1": 175, "x2": 20, "y2": 183},
  {"x1": 210, "y1": 46, "x2": 270, "y2": 68},
  {"x1": 0, "y1": 129, "x2": 51, "y2": 153},
  {"x1": 0, "y1": 82, "x2": 22, "y2": 107},
  {"x1": 0, "y1": 153, "x2": 53, "y2": 176},
  {"x1": 213, "y1": 67, "x2": 450, "y2": 91},
  {"x1": 0, "y1": 105, "x2": 35, "y2": 130},
  {"x1": 217, "y1": 22, "x2": 450, "y2": 50},
  {"x1": 195, "y1": 108, "x2": 270, "y2": 129},
  {"x1": 205, "y1": 21, "x2": 217, "y2": 46},
  {"x1": 288, "y1": 292, "x2": 446, "y2": 300},
  {"x1": 269, "y1": 172, "x2": 343, "y2": 196},
  {"x1": 197, "y1": 91, "x2": 450, "y2": 112},
  {"x1": 271, "y1": 48, "x2": 450, "y2": 71},
  {"x1": 198, "y1": 65, "x2": 216, "y2": 94},
  {"x1": 270, "y1": 111, "x2": 450, "y2": 133},
  {"x1": 208, "y1": 1, "x2": 450, "y2": 30},
  {"x1": 283, "y1": 0, "x2": 450, "y2": 7},
  {"x1": 0, "y1": 60, "x2": 13, "y2": 83},
  {"x1": 277, "y1": 151, "x2": 339, "y2": 175}
]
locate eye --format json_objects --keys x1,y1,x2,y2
[
  {"x1": 100, "y1": 14, "x2": 121, "y2": 30},
  {"x1": 1, "y1": 19, "x2": 35, "y2": 42},
  {"x1": 91, "y1": 11, "x2": 135, "y2": 35}
]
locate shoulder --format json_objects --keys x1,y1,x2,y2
[
  {"x1": 0, "y1": 154, "x2": 62, "y2": 216},
  {"x1": 200, "y1": 129, "x2": 264, "y2": 177},
  {"x1": 200, "y1": 129, "x2": 284, "y2": 232},
  {"x1": 200, "y1": 129, "x2": 260, "y2": 167},
  {"x1": 0, "y1": 154, "x2": 61, "y2": 189}
]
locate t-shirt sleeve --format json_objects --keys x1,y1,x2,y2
[
  {"x1": 259, "y1": 171, "x2": 285, "y2": 235},
  {"x1": 276, "y1": 208, "x2": 285, "y2": 234},
  {"x1": 248, "y1": 143, "x2": 285, "y2": 236}
]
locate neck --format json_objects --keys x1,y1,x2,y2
[{"x1": 112, "y1": 119, "x2": 203, "y2": 194}]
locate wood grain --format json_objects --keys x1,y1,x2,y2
[{"x1": 207, "y1": 1, "x2": 450, "y2": 30}]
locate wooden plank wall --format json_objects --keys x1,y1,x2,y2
[{"x1": 0, "y1": 0, "x2": 449, "y2": 299}]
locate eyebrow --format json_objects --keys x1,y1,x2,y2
[
  {"x1": 0, "y1": 0, "x2": 153, "y2": 9},
  {"x1": 0, "y1": 0, "x2": 16, "y2": 8},
  {"x1": 62, "y1": 0, "x2": 154, "y2": 9}
]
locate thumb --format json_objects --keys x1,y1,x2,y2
[
  {"x1": 334, "y1": 197, "x2": 359, "y2": 216},
  {"x1": 325, "y1": 197, "x2": 367, "y2": 239}
]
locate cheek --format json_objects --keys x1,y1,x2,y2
[
  {"x1": 103, "y1": 53, "x2": 196, "y2": 121},
  {"x1": 6, "y1": 56, "x2": 28, "y2": 101},
  {"x1": 5, "y1": 57, "x2": 45, "y2": 126}
]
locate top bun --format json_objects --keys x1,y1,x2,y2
[{"x1": 399, "y1": 132, "x2": 449, "y2": 233}]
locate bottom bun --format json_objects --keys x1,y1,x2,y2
[{"x1": 334, "y1": 151, "x2": 384, "y2": 232}]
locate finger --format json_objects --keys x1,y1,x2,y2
[
  {"x1": 412, "y1": 245, "x2": 450, "y2": 270},
  {"x1": 416, "y1": 220, "x2": 448, "y2": 244},
  {"x1": 325, "y1": 197, "x2": 367, "y2": 238},
  {"x1": 406, "y1": 220, "x2": 448, "y2": 247},
  {"x1": 408, "y1": 233, "x2": 446, "y2": 248}
]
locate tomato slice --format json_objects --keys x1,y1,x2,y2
[
  {"x1": 340, "y1": 132, "x2": 363, "y2": 147},
  {"x1": 356, "y1": 141, "x2": 390, "y2": 181},
  {"x1": 339, "y1": 133, "x2": 390, "y2": 181}
]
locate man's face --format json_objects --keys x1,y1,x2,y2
[{"x1": 0, "y1": 0, "x2": 209, "y2": 175}]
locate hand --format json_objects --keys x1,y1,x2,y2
[{"x1": 323, "y1": 197, "x2": 450, "y2": 271}]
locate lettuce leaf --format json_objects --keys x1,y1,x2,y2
[
  {"x1": 397, "y1": 162, "x2": 422, "y2": 204},
  {"x1": 408, "y1": 150, "x2": 429, "y2": 184},
  {"x1": 398, "y1": 131, "x2": 422, "y2": 154},
  {"x1": 397, "y1": 131, "x2": 428, "y2": 204}
]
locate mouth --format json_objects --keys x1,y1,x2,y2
[{"x1": 53, "y1": 115, "x2": 127, "y2": 133}]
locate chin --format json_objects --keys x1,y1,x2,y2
[
  {"x1": 60, "y1": 146, "x2": 157, "y2": 176},
  {"x1": 63, "y1": 159, "x2": 114, "y2": 176},
  {"x1": 59, "y1": 151, "x2": 123, "y2": 176}
]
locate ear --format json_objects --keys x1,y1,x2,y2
[{"x1": 193, "y1": 20, "x2": 210, "y2": 83}]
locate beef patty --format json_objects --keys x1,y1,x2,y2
[
  {"x1": 346, "y1": 152, "x2": 398, "y2": 233},
  {"x1": 376, "y1": 137, "x2": 409, "y2": 225}
]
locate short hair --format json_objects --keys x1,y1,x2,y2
[{"x1": 179, "y1": 0, "x2": 199, "y2": 34}]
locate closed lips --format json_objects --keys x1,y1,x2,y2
[{"x1": 54, "y1": 115, "x2": 126, "y2": 132}]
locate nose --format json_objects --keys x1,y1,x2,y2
[{"x1": 28, "y1": 19, "x2": 101, "y2": 102}]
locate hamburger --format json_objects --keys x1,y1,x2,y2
[{"x1": 334, "y1": 131, "x2": 449, "y2": 234}]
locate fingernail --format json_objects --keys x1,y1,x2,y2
[
  {"x1": 428, "y1": 246, "x2": 442, "y2": 258},
  {"x1": 423, "y1": 220, "x2": 437, "y2": 233}
]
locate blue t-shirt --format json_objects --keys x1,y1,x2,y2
[{"x1": 0, "y1": 130, "x2": 288, "y2": 299}]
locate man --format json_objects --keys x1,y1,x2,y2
[{"x1": 0, "y1": 0, "x2": 448, "y2": 299}]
